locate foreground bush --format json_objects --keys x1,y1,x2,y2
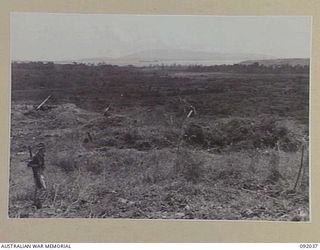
[
  {"x1": 183, "y1": 117, "x2": 303, "y2": 152},
  {"x1": 174, "y1": 148, "x2": 204, "y2": 183}
]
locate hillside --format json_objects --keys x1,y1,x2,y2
[{"x1": 51, "y1": 49, "x2": 275, "y2": 66}]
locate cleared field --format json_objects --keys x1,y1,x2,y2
[{"x1": 9, "y1": 63, "x2": 309, "y2": 220}]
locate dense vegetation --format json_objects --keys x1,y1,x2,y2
[{"x1": 12, "y1": 61, "x2": 309, "y2": 123}]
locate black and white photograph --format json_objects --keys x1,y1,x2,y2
[{"x1": 9, "y1": 13, "x2": 311, "y2": 220}]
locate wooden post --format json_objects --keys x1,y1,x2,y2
[
  {"x1": 187, "y1": 109, "x2": 193, "y2": 118},
  {"x1": 103, "y1": 103, "x2": 111, "y2": 116},
  {"x1": 176, "y1": 107, "x2": 196, "y2": 153},
  {"x1": 293, "y1": 144, "x2": 305, "y2": 191},
  {"x1": 36, "y1": 95, "x2": 52, "y2": 110}
]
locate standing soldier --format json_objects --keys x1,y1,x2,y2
[{"x1": 28, "y1": 143, "x2": 47, "y2": 209}]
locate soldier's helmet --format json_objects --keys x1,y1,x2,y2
[{"x1": 37, "y1": 143, "x2": 45, "y2": 150}]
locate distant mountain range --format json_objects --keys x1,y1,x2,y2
[
  {"x1": 53, "y1": 49, "x2": 277, "y2": 66},
  {"x1": 14, "y1": 49, "x2": 309, "y2": 67}
]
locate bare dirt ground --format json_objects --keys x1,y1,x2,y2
[{"x1": 9, "y1": 64, "x2": 309, "y2": 220}]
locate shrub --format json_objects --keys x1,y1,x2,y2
[
  {"x1": 182, "y1": 117, "x2": 301, "y2": 152},
  {"x1": 174, "y1": 148, "x2": 203, "y2": 183},
  {"x1": 52, "y1": 152, "x2": 77, "y2": 173},
  {"x1": 141, "y1": 149, "x2": 173, "y2": 184},
  {"x1": 85, "y1": 158, "x2": 105, "y2": 175},
  {"x1": 123, "y1": 129, "x2": 140, "y2": 145},
  {"x1": 183, "y1": 122, "x2": 206, "y2": 146}
]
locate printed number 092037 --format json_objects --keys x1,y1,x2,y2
[{"x1": 300, "y1": 244, "x2": 318, "y2": 248}]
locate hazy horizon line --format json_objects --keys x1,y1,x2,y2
[{"x1": 12, "y1": 48, "x2": 311, "y2": 62}]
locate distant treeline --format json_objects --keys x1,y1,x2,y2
[
  {"x1": 11, "y1": 61, "x2": 136, "y2": 90},
  {"x1": 12, "y1": 61, "x2": 309, "y2": 74},
  {"x1": 158, "y1": 62, "x2": 309, "y2": 74}
]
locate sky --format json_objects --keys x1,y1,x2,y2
[{"x1": 11, "y1": 13, "x2": 312, "y2": 61}]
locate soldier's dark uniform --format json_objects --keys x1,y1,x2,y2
[
  {"x1": 29, "y1": 152, "x2": 45, "y2": 188},
  {"x1": 28, "y1": 143, "x2": 47, "y2": 208}
]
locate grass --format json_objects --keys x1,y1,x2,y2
[
  {"x1": 8, "y1": 64, "x2": 309, "y2": 220},
  {"x1": 11, "y1": 133, "x2": 308, "y2": 219}
]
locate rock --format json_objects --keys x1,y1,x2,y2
[
  {"x1": 19, "y1": 212, "x2": 29, "y2": 218},
  {"x1": 17, "y1": 152, "x2": 27, "y2": 155},
  {"x1": 241, "y1": 209, "x2": 254, "y2": 217},
  {"x1": 175, "y1": 212, "x2": 185, "y2": 218},
  {"x1": 291, "y1": 216, "x2": 302, "y2": 221},
  {"x1": 299, "y1": 208, "x2": 308, "y2": 218},
  {"x1": 118, "y1": 198, "x2": 128, "y2": 204}
]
